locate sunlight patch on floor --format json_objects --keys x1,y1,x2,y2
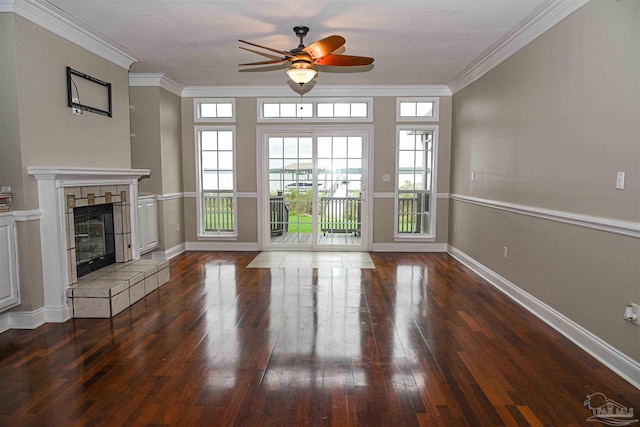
[{"x1": 246, "y1": 251, "x2": 375, "y2": 269}]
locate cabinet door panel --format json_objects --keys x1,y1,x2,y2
[
  {"x1": 137, "y1": 201, "x2": 146, "y2": 252},
  {"x1": 144, "y1": 200, "x2": 158, "y2": 249},
  {"x1": 0, "y1": 218, "x2": 20, "y2": 311}
]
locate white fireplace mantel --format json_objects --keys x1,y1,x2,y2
[{"x1": 28, "y1": 166, "x2": 150, "y2": 323}]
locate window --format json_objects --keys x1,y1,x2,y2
[
  {"x1": 195, "y1": 98, "x2": 235, "y2": 122},
  {"x1": 396, "y1": 97, "x2": 439, "y2": 121},
  {"x1": 196, "y1": 126, "x2": 237, "y2": 238},
  {"x1": 263, "y1": 102, "x2": 313, "y2": 118},
  {"x1": 396, "y1": 125, "x2": 438, "y2": 239},
  {"x1": 316, "y1": 101, "x2": 368, "y2": 118},
  {"x1": 258, "y1": 98, "x2": 372, "y2": 122}
]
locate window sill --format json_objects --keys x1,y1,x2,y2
[
  {"x1": 197, "y1": 233, "x2": 238, "y2": 241},
  {"x1": 394, "y1": 234, "x2": 436, "y2": 243}
]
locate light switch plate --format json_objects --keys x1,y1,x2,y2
[{"x1": 616, "y1": 172, "x2": 625, "y2": 190}]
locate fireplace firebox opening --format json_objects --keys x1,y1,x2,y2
[{"x1": 74, "y1": 203, "x2": 116, "y2": 278}]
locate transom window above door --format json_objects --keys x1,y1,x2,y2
[{"x1": 258, "y1": 98, "x2": 372, "y2": 122}]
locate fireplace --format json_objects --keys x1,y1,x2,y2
[
  {"x1": 27, "y1": 166, "x2": 150, "y2": 323},
  {"x1": 74, "y1": 203, "x2": 116, "y2": 278}
]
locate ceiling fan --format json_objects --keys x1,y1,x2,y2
[{"x1": 239, "y1": 26, "x2": 374, "y2": 86}]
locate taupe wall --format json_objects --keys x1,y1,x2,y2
[
  {"x1": 130, "y1": 86, "x2": 185, "y2": 251},
  {"x1": 159, "y1": 88, "x2": 185, "y2": 249},
  {"x1": 13, "y1": 15, "x2": 132, "y2": 209},
  {"x1": 181, "y1": 97, "x2": 198, "y2": 244},
  {"x1": 450, "y1": 0, "x2": 640, "y2": 361},
  {"x1": 159, "y1": 89, "x2": 184, "y2": 194},
  {"x1": 130, "y1": 86, "x2": 163, "y2": 195},
  {"x1": 0, "y1": 14, "x2": 24, "y2": 209},
  {"x1": 180, "y1": 97, "x2": 259, "y2": 243},
  {"x1": 372, "y1": 97, "x2": 452, "y2": 245},
  {"x1": 180, "y1": 95, "x2": 451, "y2": 248},
  {"x1": 3, "y1": 13, "x2": 133, "y2": 311}
]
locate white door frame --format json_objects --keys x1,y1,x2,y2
[{"x1": 256, "y1": 124, "x2": 374, "y2": 251}]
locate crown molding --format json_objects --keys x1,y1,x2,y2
[
  {"x1": 180, "y1": 84, "x2": 452, "y2": 98},
  {"x1": 129, "y1": 73, "x2": 183, "y2": 96},
  {"x1": 3, "y1": 0, "x2": 591, "y2": 95},
  {"x1": 448, "y1": 0, "x2": 591, "y2": 94},
  {"x1": 1, "y1": 0, "x2": 137, "y2": 69},
  {"x1": 128, "y1": 76, "x2": 452, "y2": 98}
]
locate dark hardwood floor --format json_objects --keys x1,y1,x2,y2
[{"x1": 0, "y1": 251, "x2": 638, "y2": 426}]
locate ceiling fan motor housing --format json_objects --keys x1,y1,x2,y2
[{"x1": 238, "y1": 26, "x2": 373, "y2": 86}]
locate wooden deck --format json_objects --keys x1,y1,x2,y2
[
  {"x1": 271, "y1": 231, "x2": 362, "y2": 246},
  {"x1": 0, "y1": 251, "x2": 637, "y2": 425}
]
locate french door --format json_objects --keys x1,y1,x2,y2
[{"x1": 262, "y1": 128, "x2": 369, "y2": 251}]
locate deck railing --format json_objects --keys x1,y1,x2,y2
[
  {"x1": 397, "y1": 191, "x2": 430, "y2": 233},
  {"x1": 319, "y1": 196, "x2": 361, "y2": 236},
  {"x1": 203, "y1": 192, "x2": 234, "y2": 232},
  {"x1": 270, "y1": 194, "x2": 289, "y2": 236},
  {"x1": 203, "y1": 193, "x2": 363, "y2": 236}
]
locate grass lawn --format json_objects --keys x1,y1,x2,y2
[{"x1": 287, "y1": 214, "x2": 312, "y2": 233}]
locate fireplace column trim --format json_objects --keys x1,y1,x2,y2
[{"x1": 28, "y1": 167, "x2": 150, "y2": 323}]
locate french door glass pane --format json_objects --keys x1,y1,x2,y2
[{"x1": 268, "y1": 133, "x2": 364, "y2": 248}]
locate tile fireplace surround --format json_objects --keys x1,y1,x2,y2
[{"x1": 28, "y1": 166, "x2": 150, "y2": 323}]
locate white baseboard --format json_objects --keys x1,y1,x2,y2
[
  {"x1": 44, "y1": 305, "x2": 72, "y2": 323},
  {"x1": 447, "y1": 245, "x2": 640, "y2": 390},
  {"x1": 150, "y1": 243, "x2": 186, "y2": 259},
  {"x1": 0, "y1": 304, "x2": 72, "y2": 333},
  {"x1": 0, "y1": 308, "x2": 47, "y2": 332},
  {"x1": 372, "y1": 242, "x2": 448, "y2": 252},
  {"x1": 186, "y1": 241, "x2": 260, "y2": 251}
]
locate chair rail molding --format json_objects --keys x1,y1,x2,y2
[{"x1": 450, "y1": 194, "x2": 640, "y2": 239}]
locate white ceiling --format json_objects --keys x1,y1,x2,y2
[{"x1": 44, "y1": 0, "x2": 560, "y2": 88}]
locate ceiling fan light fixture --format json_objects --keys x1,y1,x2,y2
[
  {"x1": 239, "y1": 26, "x2": 373, "y2": 87},
  {"x1": 286, "y1": 62, "x2": 317, "y2": 85}
]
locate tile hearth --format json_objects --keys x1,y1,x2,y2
[{"x1": 67, "y1": 259, "x2": 170, "y2": 318}]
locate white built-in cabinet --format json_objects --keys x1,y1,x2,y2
[
  {"x1": 137, "y1": 196, "x2": 158, "y2": 254},
  {"x1": 0, "y1": 214, "x2": 20, "y2": 312}
]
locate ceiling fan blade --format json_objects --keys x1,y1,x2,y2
[
  {"x1": 303, "y1": 35, "x2": 345, "y2": 59},
  {"x1": 314, "y1": 54, "x2": 374, "y2": 66},
  {"x1": 239, "y1": 46, "x2": 283, "y2": 60},
  {"x1": 239, "y1": 58, "x2": 287, "y2": 66},
  {"x1": 239, "y1": 39, "x2": 295, "y2": 58}
]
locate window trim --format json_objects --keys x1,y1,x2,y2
[
  {"x1": 194, "y1": 98, "x2": 236, "y2": 122},
  {"x1": 195, "y1": 125, "x2": 238, "y2": 239},
  {"x1": 394, "y1": 124, "x2": 439, "y2": 241},
  {"x1": 257, "y1": 97, "x2": 373, "y2": 122},
  {"x1": 396, "y1": 97, "x2": 439, "y2": 122}
]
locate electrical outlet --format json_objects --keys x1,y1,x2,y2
[
  {"x1": 625, "y1": 303, "x2": 640, "y2": 326},
  {"x1": 503, "y1": 246, "x2": 508, "y2": 259},
  {"x1": 176, "y1": 223, "x2": 180, "y2": 232},
  {"x1": 71, "y1": 97, "x2": 82, "y2": 115},
  {"x1": 453, "y1": 225, "x2": 457, "y2": 234}
]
